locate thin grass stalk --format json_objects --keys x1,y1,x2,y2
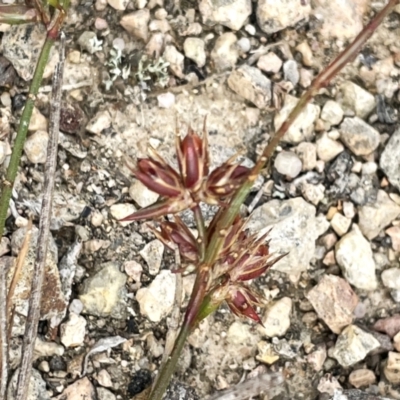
[
  {"x1": 15, "y1": 32, "x2": 65, "y2": 400},
  {"x1": 0, "y1": 260, "x2": 8, "y2": 400},
  {"x1": 193, "y1": 205, "x2": 206, "y2": 261},
  {"x1": 0, "y1": 37, "x2": 54, "y2": 239},
  {"x1": 147, "y1": 2, "x2": 399, "y2": 399}
]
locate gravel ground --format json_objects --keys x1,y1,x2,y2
[{"x1": 2, "y1": 0, "x2": 400, "y2": 399}]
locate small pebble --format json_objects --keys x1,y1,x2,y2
[
  {"x1": 283, "y1": 60, "x2": 299, "y2": 86},
  {"x1": 157, "y1": 92, "x2": 175, "y2": 108},
  {"x1": 110, "y1": 203, "x2": 136, "y2": 226},
  {"x1": 183, "y1": 37, "x2": 206, "y2": 68},
  {"x1": 348, "y1": 369, "x2": 376, "y2": 389},
  {"x1": 330, "y1": 213, "x2": 351, "y2": 236},
  {"x1": 385, "y1": 351, "x2": 400, "y2": 384},
  {"x1": 274, "y1": 151, "x2": 302, "y2": 179},
  {"x1": 95, "y1": 18, "x2": 108, "y2": 30},
  {"x1": 257, "y1": 52, "x2": 282, "y2": 74},
  {"x1": 24, "y1": 130, "x2": 48, "y2": 164},
  {"x1": 139, "y1": 240, "x2": 164, "y2": 275}
]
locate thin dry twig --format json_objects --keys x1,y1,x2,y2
[
  {"x1": 15, "y1": 32, "x2": 66, "y2": 400},
  {"x1": 0, "y1": 258, "x2": 9, "y2": 400},
  {"x1": 160, "y1": 245, "x2": 183, "y2": 366},
  {"x1": 7, "y1": 219, "x2": 33, "y2": 339}
]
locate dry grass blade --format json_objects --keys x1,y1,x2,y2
[
  {"x1": 7, "y1": 218, "x2": 33, "y2": 338},
  {"x1": 0, "y1": 258, "x2": 9, "y2": 400},
  {"x1": 15, "y1": 32, "x2": 66, "y2": 400}
]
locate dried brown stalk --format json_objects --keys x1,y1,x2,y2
[
  {"x1": 15, "y1": 32, "x2": 66, "y2": 400},
  {"x1": 0, "y1": 259, "x2": 8, "y2": 400}
]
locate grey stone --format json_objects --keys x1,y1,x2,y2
[
  {"x1": 283, "y1": 60, "x2": 299, "y2": 86},
  {"x1": 358, "y1": 190, "x2": 400, "y2": 240},
  {"x1": 0, "y1": 24, "x2": 46, "y2": 81},
  {"x1": 339, "y1": 117, "x2": 380, "y2": 156},
  {"x1": 332, "y1": 325, "x2": 380, "y2": 367},
  {"x1": 335, "y1": 225, "x2": 377, "y2": 290},
  {"x1": 382, "y1": 268, "x2": 400, "y2": 290},
  {"x1": 78, "y1": 31, "x2": 102, "y2": 54},
  {"x1": 228, "y1": 65, "x2": 271, "y2": 109},
  {"x1": 97, "y1": 388, "x2": 116, "y2": 400},
  {"x1": 139, "y1": 239, "x2": 164, "y2": 275},
  {"x1": 79, "y1": 262, "x2": 127, "y2": 319},
  {"x1": 380, "y1": 128, "x2": 400, "y2": 191},
  {"x1": 339, "y1": 81, "x2": 376, "y2": 119},
  {"x1": 248, "y1": 197, "x2": 329, "y2": 281},
  {"x1": 7, "y1": 369, "x2": 50, "y2": 400},
  {"x1": 321, "y1": 100, "x2": 344, "y2": 126}
]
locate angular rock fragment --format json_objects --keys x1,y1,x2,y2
[
  {"x1": 248, "y1": 197, "x2": 329, "y2": 281},
  {"x1": 332, "y1": 325, "x2": 380, "y2": 367},
  {"x1": 199, "y1": 0, "x2": 251, "y2": 30},
  {"x1": 358, "y1": 190, "x2": 400, "y2": 240},
  {"x1": 256, "y1": 0, "x2": 311, "y2": 34},
  {"x1": 335, "y1": 225, "x2": 377, "y2": 290},
  {"x1": 339, "y1": 117, "x2": 379, "y2": 156},
  {"x1": 79, "y1": 262, "x2": 127, "y2": 319},
  {"x1": 228, "y1": 65, "x2": 271, "y2": 109},
  {"x1": 306, "y1": 275, "x2": 358, "y2": 334}
]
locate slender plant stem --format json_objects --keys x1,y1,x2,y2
[
  {"x1": 192, "y1": 204, "x2": 206, "y2": 261},
  {"x1": 149, "y1": 324, "x2": 190, "y2": 400},
  {"x1": 147, "y1": 2, "x2": 400, "y2": 399},
  {"x1": 0, "y1": 260, "x2": 8, "y2": 400},
  {"x1": 15, "y1": 32, "x2": 65, "y2": 400},
  {"x1": 0, "y1": 37, "x2": 54, "y2": 239}
]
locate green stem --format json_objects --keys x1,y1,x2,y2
[
  {"x1": 192, "y1": 205, "x2": 206, "y2": 261},
  {"x1": 0, "y1": 37, "x2": 55, "y2": 239},
  {"x1": 149, "y1": 324, "x2": 190, "y2": 400},
  {"x1": 0, "y1": 5, "x2": 38, "y2": 24}
]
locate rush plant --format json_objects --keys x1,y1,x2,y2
[{"x1": 121, "y1": 2, "x2": 400, "y2": 399}]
